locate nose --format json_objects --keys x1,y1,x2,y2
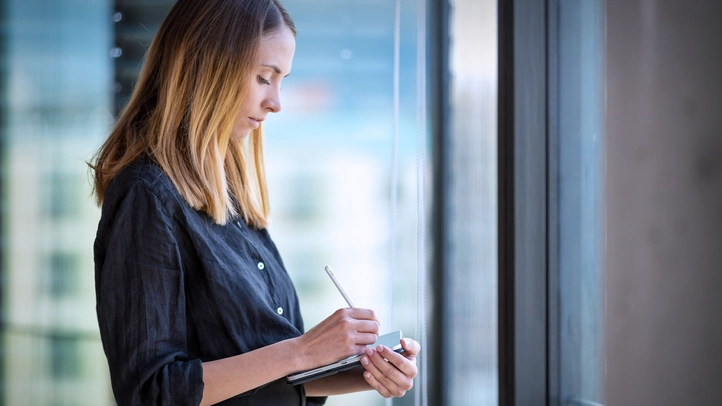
[{"x1": 263, "y1": 87, "x2": 282, "y2": 113}]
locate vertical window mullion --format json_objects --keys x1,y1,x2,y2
[{"x1": 499, "y1": 0, "x2": 549, "y2": 404}]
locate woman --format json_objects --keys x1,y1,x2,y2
[{"x1": 90, "y1": 0, "x2": 420, "y2": 404}]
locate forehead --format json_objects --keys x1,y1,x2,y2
[{"x1": 258, "y1": 25, "x2": 296, "y2": 74}]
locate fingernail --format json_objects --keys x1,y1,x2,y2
[
  {"x1": 366, "y1": 347, "x2": 373, "y2": 356},
  {"x1": 377, "y1": 344, "x2": 385, "y2": 352},
  {"x1": 361, "y1": 356, "x2": 369, "y2": 366},
  {"x1": 364, "y1": 372, "x2": 372, "y2": 379},
  {"x1": 402, "y1": 338, "x2": 409, "y2": 347}
]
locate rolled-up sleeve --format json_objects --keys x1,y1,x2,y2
[{"x1": 95, "y1": 182, "x2": 204, "y2": 405}]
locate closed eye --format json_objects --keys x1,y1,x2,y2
[{"x1": 257, "y1": 75, "x2": 271, "y2": 85}]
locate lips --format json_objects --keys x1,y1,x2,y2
[{"x1": 248, "y1": 117, "x2": 263, "y2": 128}]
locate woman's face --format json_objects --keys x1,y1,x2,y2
[{"x1": 231, "y1": 24, "x2": 296, "y2": 140}]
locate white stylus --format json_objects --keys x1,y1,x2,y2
[{"x1": 324, "y1": 265, "x2": 356, "y2": 308}]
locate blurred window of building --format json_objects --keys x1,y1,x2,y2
[
  {"x1": 51, "y1": 337, "x2": 81, "y2": 379},
  {"x1": 47, "y1": 253, "x2": 80, "y2": 299},
  {"x1": 1, "y1": 0, "x2": 114, "y2": 404}
]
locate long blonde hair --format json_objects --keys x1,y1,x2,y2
[{"x1": 90, "y1": 0, "x2": 295, "y2": 228}]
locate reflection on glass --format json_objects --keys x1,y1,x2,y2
[
  {"x1": 446, "y1": 0, "x2": 498, "y2": 405},
  {"x1": 554, "y1": 0, "x2": 605, "y2": 405}
]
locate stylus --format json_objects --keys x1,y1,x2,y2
[{"x1": 324, "y1": 265, "x2": 356, "y2": 308}]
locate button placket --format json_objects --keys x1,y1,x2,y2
[
  {"x1": 234, "y1": 219, "x2": 283, "y2": 315},
  {"x1": 235, "y1": 221, "x2": 267, "y2": 272}
]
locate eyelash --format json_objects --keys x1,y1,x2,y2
[{"x1": 257, "y1": 75, "x2": 271, "y2": 85}]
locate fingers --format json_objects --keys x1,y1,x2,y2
[
  {"x1": 353, "y1": 332, "x2": 379, "y2": 348},
  {"x1": 333, "y1": 307, "x2": 379, "y2": 325},
  {"x1": 361, "y1": 344, "x2": 417, "y2": 398},
  {"x1": 332, "y1": 308, "x2": 380, "y2": 336},
  {"x1": 345, "y1": 307, "x2": 378, "y2": 321},
  {"x1": 379, "y1": 343, "x2": 418, "y2": 378},
  {"x1": 400, "y1": 338, "x2": 421, "y2": 361},
  {"x1": 341, "y1": 310, "x2": 379, "y2": 351},
  {"x1": 355, "y1": 320, "x2": 380, "y2": 336},
  {"x1": 299, "y1": 307, "x2": 382, "y2": 368}
]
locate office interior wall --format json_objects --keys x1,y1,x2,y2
[{"x1": 605, "y1": 1, "x2": 722, "y2": 405}]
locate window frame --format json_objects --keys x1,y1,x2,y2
[
  {"x1": 498, "y1": 0, "x2": 551, "y2": 405},
  {"x1": 428, "y1": 0, "x2": 451, "y2": 404}
]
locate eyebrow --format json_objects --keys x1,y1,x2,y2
[{"x1": 262, "y1": 64, "x2": 290, "y2": 77}]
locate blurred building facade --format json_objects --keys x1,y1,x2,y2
[
  {"x1": 0, "y1": 0, "x2": 427, "y2": 405},
  {"x1": 1, "y1": 0, "x2": 113, "y2": 404}
]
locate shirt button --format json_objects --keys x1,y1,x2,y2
[
  {"x1": 277, "y1": 307, "x2": 284, "y2": 315},
  {"x1": 257, "y1": 262, "x2": 265, "y2": 270}
]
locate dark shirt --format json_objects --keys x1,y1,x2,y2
[{"x1": 94, "y1": 159, "x2": 326, "y2": 405}]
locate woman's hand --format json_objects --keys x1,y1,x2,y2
[
  {"x1": 296, "y1": 308, "x2": 380, "y2": 370},
  {"x1": 360, "y1": 337, "x2": 420, "y2": 398}
]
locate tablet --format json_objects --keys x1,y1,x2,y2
[{"x1": 286, "y1": 330, "x2": 404, "y2": 386}]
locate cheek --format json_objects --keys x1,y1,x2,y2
[
  {"x1": 231, "y1": 109, "x2": 250, "y2": 139},
  {"x1": 246, "y1": 86, "x2": 267, "y2": 105},
  {"x1": 232, "y1": 110, "x2": 243, "y2": 130},
  {"x1": 234, "y1": 107, "x2": 245, "y2": 123}
]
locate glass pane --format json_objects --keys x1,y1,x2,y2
[
  {"x1": 2, "y1": 0, "x2": 429, "y2": 405},
  {"x1": 445, "y1": 0, "x2": 498, "y2": 405},
  {"x1": 0, "y1": 0, "x2": 114, "y2": 404},
  {"x1": 553, "y1": 0, "x2": 605, "y2": 405},
  {"x1": 268, "y1": 1, "x2": 425, "y2": 405}
]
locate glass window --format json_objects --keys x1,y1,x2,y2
[
  {"x1": 51, "y1": 337, "x2": 81, "y2": 379},
  {"x1": 1, "y1": 0, "x2": 113, "y2": 404},
  {"x1": 444, "y1": 0, "x2": 498, "y2": 404},
  {"x1": 47, "y1": 253, "x2": 80, "y2": 299},
  {"x1": 267, "y1": 1, "x2": 424, "y2": 404},
  {"x1": 551, "y1": 0, "x2": 605, "y2": 404},
  {"x1": 1, "y1": 1, "x2": 429, "y2": 405}
]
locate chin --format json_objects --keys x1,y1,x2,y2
[{"x1": 231, "y1": 130, "x2": 251, "y2": 140}]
